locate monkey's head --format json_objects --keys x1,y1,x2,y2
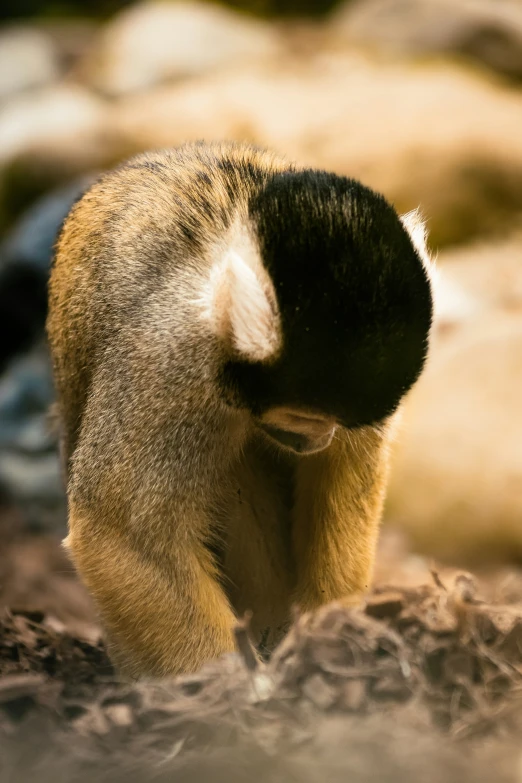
[{"x1": 202, "y1": 169, "x2": 433, "y2": 455}]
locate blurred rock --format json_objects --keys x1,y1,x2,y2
[
  {"x1": 36, "y1": 20, "x2": 100, "y2": 73},
  {"x1": 82, "y1": 1, "x2": 282, "y2": 96},
  {"x1": 0, "y1": 346, "x2": 62, "y2": 513},
  {"x1": 331, "y1": 0, "x2": 522, "y2": 83},
  {"x1": 0, "y1": 86, "x2": 123, "y2": 228},
  {"x1": 430, "y1": 272, "x2": 482, "y2": 334},
  {"x1": 386, "y1": 209, "x2": 522, "y2": 567},
  {"x1": 437, "y1": 233, "x2": 522, "y2": 316},
  {"x1": 386, "y1": 315, "x2": 522, "y2": 564},
  {"x1": 0, "y1": 175, "x2": 94, "y2": 373},
  {"x1": 0, "y1": 85, "x2": 110, "y2": 167},
  {"x1": 0, "y1": 27, "x2": 60, "y2": 103},
  {"x1": 115, "y1": 52, "x2": 522, "y2": 247},
  {"x1": 425, "y1": 233, "x2": 522, "y2": 341},
  {"x1": 0, "y1": 179, "x2": 94, "y2": 521}
]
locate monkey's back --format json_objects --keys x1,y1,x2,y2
[{"x1": 47, "y1": 142, "x2": 290, "y2": 467}]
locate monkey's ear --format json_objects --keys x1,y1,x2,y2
[
  {"x1": 199, "y1": 248, "x2": 281, "y2": 362},
  {"x1": 400, "y1": 209, "x2": 434, "y2": 277}
]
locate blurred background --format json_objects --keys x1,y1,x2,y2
[{"x1": 1, "y1": 0, "x2": 522, "y2": 626}]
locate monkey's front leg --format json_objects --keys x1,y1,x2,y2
[
  {"x1": 292, "y1": 426, "x2": 391, "y2": 612},
  {"x1": 66, "y1": 498, "x2": 237, "y2": 679}
]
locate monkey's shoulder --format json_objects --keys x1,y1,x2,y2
[
  {"x1": 56, "y1": 142, "x2": 290, "y2": 267},
  {"x1": 99, "y1": 142, "x2": 290, "y2": 211}
]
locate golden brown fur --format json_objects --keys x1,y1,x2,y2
[{"x1": 47, "y1": 142, "x2": 414, "y2": 678}]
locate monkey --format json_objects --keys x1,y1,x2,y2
[{"x1": 46, "y1": 141, "x2": 433, "y2": 679}]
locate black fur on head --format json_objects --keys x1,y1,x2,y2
[{"x1": 222, "y1": 169, "x2": 433, "y2": 429}]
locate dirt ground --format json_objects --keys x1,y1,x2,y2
[{"x1": 2, "y1": 502, "x2": 522, "y2": 782}]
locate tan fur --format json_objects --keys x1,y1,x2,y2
[
  {"x1": 47, "y1": 142, "x2": 396, "y2": 678},
  {"x1": 292, "y1": 426, "x2": 391, "y2": 611}
]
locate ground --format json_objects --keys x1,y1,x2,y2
[{"x1": 2, "y1": 503, "x2": 522, "y2": 782}]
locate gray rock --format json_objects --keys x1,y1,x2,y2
[
  {"x1": 0, "y1": 177, "x2": 94, "y2": 519},
  {"x1": 0, "y1": 175, "x2": 94, "y2": 374},
  {"x1": 1, "y1": 175, "x2": 94, "y2": 274},
  {"x1": 0, "y1": 346, "x2": 63, "y2": 514}
]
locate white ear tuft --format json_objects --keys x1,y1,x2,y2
[
  {"x1": 226, "y1": 249, "x2": 281, "y2": 361},
  {"x1": 400, "y1": 208, "x2": 434, "y2": 277},
  {"x1": 200, "y1": 245, "x2": 281, "y2": 362}
]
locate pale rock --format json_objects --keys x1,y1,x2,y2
[
  {"x1": 429, "y1": 235, "x2": 522, "y2": 335},
  {"x1": 83, "y1": 0, "x2": 281, "y2": 96},
  {"x1": 430, "y1": 272, "x2": 482, "y2": 332},
  {"x1": 437, "y1": 234, "x2": 522, "y2": 317},
  {"x1": 0, "y1": 85, "x2": 110, "y2": 167},
  {"x1": 0, "y1": 27, "x2": 60, "y2": 102},
  {"x1": 386, "y1": 315, "x2": 522, "y2": 564},
  {"x1": 331, "y1": 0, "x2": 522, "y2": 82}
]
